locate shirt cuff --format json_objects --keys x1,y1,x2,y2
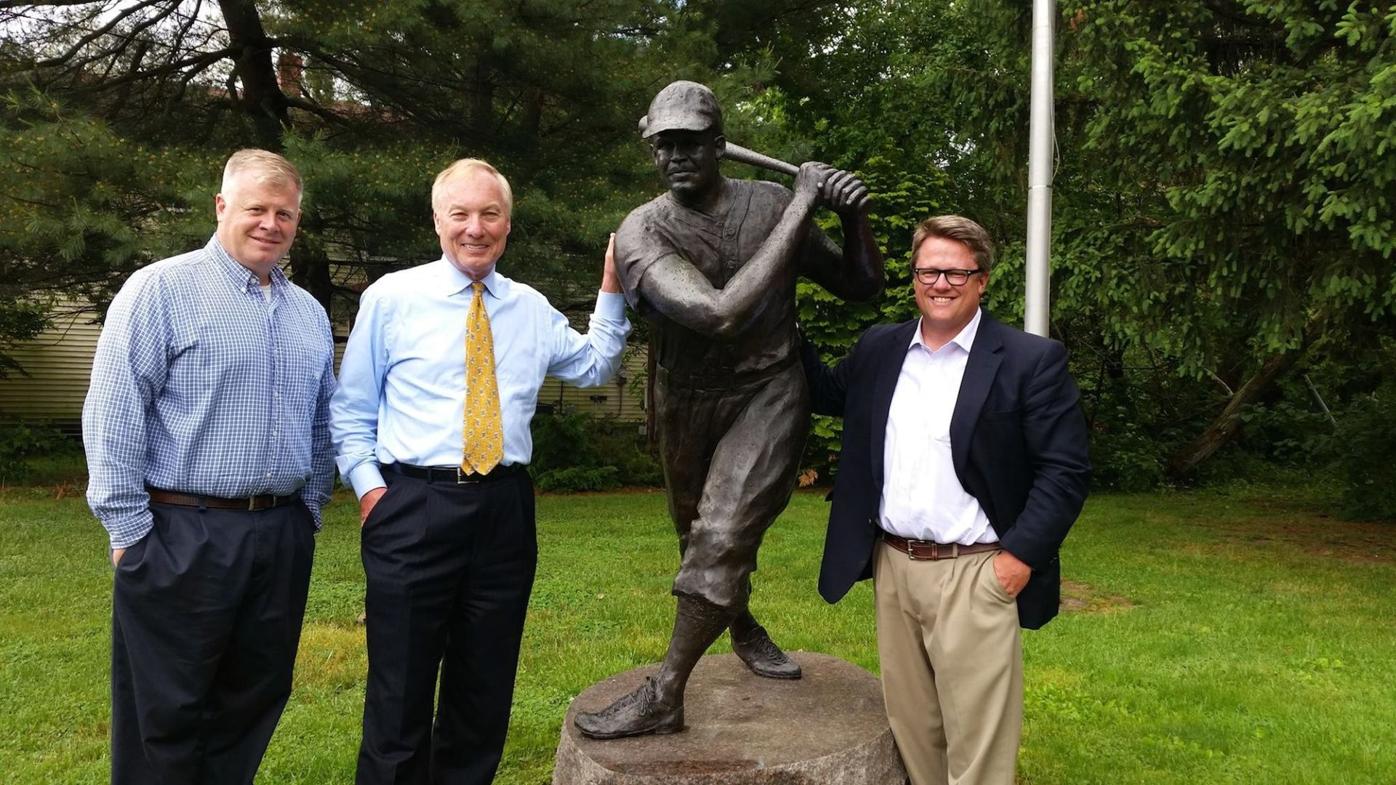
[
  {"x1": 106, "y1": 514, "x2": 155, "y2": 550},
  {"x1": 306, "y1": 503, "x2": 324, "y2": 530},
  {"x1": 347, "y1": 462, "x2": 387, "y2": 499},
  {"x1": 594, "y1": 290, "x2": 627, "y2": 319}
]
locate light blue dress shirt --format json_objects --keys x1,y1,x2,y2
[
  {"x1": 83, "y1": 237, "x2": 338, "y2": 549},
  {"x1": 330, "y1": 258, "x2": 631, "y2": 498}
]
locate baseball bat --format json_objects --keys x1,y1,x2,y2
[
  {"x1": 724, "y1": 142, "x2": 799, "y2": 177},
  {"x1": 638, "y1": 114, "x2": 799, "y2": 177}
]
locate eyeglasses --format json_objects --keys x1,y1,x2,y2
[{"x1": 912, "y1": 267, "x2": 982, "y2": 286}]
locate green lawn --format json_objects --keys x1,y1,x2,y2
[{"x1": 1, "y1": 484, "x2": 1393, "y2": 784}]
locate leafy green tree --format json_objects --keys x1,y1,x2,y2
[
  {"x1": 6, "y1": 0, "x2": 1394, "y2": 494},
  {"x1": 765, "y1": 0, "x2": 1396, "y2": 483},
  {"x1": 0, "y1": 0, "x2": 708, "y2": 355},
  {"x1": 1051, "y1": 2, "x2": 1396, "y2": 477}
]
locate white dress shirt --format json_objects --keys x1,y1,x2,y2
[
  {"x1": 879, "y1": 309, "x2": 997, "y2": 544},
  {"x1": 330, "y1": 258, "x2": 631, "y2": 497}
]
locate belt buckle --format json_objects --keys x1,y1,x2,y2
[
  {"x1": 248, "y1": 494, "x2": 284, "y2": 510},
  {"x1": 908, "y1": 541, "x2": 955, "y2": 560},
  {"x1": 455, "y1": 467, "x2": 482, "y2": 485}
]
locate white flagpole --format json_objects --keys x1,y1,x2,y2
[{"x1": 1024, "y1": 0, "x2": 1055, "y2": 337}]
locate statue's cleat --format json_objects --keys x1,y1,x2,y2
[
  {"x1": 732, "y1": 624, "x2": 802, "y2": 680},
  {"x1": 574, "y1": 678, "x2": 685, "y2": 739}
]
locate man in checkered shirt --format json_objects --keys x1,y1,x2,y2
[{"x1": 83, "y1": 149, "x2": 336, "y2": 785}]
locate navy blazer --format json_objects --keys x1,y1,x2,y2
[{"x1": 803, "y1": 311, "x2": 1091, "y2": 629}]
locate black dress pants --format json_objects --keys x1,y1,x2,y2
[
  {"x1": 111, "y1": 500, "x2": 316, "y2": 785},
  {"x1": 356, "y1": 467, "x2": 537, "y2": 785}
]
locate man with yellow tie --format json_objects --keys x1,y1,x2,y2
[{"x1": 330, "y1": 158, "x2": 630, "y2": 785}]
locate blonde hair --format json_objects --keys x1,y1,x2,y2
[
  {"x1": 432, "y1": 158, "x2": 513, "y2": 216},
  {"x1": 220, "y1": 149, "x2": 303, "y2": 205},
  {"x1": 911, "y1": 215, "x2": 995, "y2": 273}
]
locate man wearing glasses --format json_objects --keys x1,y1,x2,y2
[{"x1": 802, "y1": 215, "x2": 1090, "y2": 785}]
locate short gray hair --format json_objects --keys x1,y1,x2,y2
[
  {"x1": 432, "y1": 158, "x2": 513, "y2": 217},
  {"x1": 911, "y1": 215, "x2": 995, "y2": 274},
  {"x1": 221, "y1": 149, "x2": 303, "y2": 204}
]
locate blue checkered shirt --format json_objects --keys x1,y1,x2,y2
[{"x1": 83, "y1": 236, "x2": 337, "y2": 549}]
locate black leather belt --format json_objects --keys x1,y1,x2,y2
[
  {"x1": 147, "y1": 488, "x2": 298, "y2": 511},
  {"x1": 883, "y1": 532, "x2": 1001, "y2": 561},
  {"x1": 385, "y1": 463, "x2": 527, "y2": 484}
]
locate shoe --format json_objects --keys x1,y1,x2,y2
[
  {"x1": 731, "y1": 624, "x2": 802, "y2": 679},
  {"x1": 574, "y1": 678, "x2": 684, "y2": 739}
]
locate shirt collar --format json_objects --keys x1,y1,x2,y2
[
  {"x1": 206, "y1": 235, "x2": 287, "y2": 292},
  {"x1": 435, "y1": 257, "x2": 503, "y2": 299},
  {"x1": 909, "y1": 308, "x2": 982, "y2": 355}
]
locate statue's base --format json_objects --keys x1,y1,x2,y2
[{"x1": 554, "y1": 652, "x2": 906, "y2": 784}]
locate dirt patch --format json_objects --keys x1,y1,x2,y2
[
  {"x1": 1060, "y1": 580, "x2": 1134, "y2": 614},
  {"x1": 1174, "y1": 514, "x2": 1394, "y2": 565}
]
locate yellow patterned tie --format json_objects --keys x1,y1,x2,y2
[{"x1": 462, "y1": 281, "x2": 504, "y2": 475}]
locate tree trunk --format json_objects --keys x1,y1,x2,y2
[
  {"x1": 1165, "y1": 349, "x2": 1300, "y2": 479},
  {"x1": 469, "y1": 52, "x2": 494, "y2": 147},
  {"x1": 290, "y1": 210, "x2": 334, "y2": 317},
  {"x1": 295, "y1": 248, "x2": 333, "y2": 317},
  {"x1": 219, "y1": 0, "x2": 290, "y2": 147}
]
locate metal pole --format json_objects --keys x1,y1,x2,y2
[
  {"x1": 1024, "y1": 0, "x2": 1055, "y2": 337},
  {"x1": 1303, "y1": 374, "x2": 1337, "y2": 427}
]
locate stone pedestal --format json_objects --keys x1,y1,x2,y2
[{"x1": 554, "y1": 652, "x2": 906, "y2": 785}]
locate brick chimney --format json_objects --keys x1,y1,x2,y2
[{"x1": 277, "y1": 52, "x2": 304, "y2": 97}]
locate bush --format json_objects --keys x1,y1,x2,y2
[
  {"x1": 800, "y1": 414, "x2": 842, "y2": 485},
  {"x1": 1088, "y1": 425, "x2": 1166, "y2": 492},
  {"x1": 529, "y1": 411, "x2": 661, "y2": 492},
  {"x1": 1327, "y1": 383, "x2": 1396, "y2": 521},
  {"x1": 534, "y1": 466, "x2": 621, "y2": 493},
  {"x1": 1069, "y1": 344, "x2": 1210, "y2": 492},
  {"x1": 0, "y1": 420, "x2": 70, "y2": 484}
]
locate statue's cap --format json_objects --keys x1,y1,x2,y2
[{"x1": 641, "y1": 81, "x2": 722, "y2": 138}]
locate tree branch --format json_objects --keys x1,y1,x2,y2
[
  {"x1": 69, "y1": 45, "x2": 233, "y2": 92},
  {"x1": 34, "y1": 0, "x2": 170, "y2": 69}
]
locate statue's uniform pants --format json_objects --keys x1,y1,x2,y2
[
  {"x1": 655, "y1": 361, "x2": 809, "y2": 610},
  {"x1": 110, "y1": 500, "x2": 315, "y2": 785},
  {"x1": 874, "y1": 543, "x2": 1024, "y2": 785}
]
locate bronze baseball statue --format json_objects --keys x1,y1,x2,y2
[{"x1": 574, "y1": 81, "x2": 884, "y2": 739}]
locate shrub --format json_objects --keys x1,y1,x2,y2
[
  {"x1": 529, "y1": 411, "x2": 660, "y2": 492},
  {"x1": 800, "y1": 414, "x2": 842, "y2": 485},
  {"x1": 1088, "y1": 425, "x2": 1166, "y2": 492},
  {"x1": 1069, "y1": 345, "x2": 1210, "y2": 492},
  {"x1": 0, "y1": 420, "x2": 69, "y2": 484},
  {"x1": 534, "y1": 466, "x2": 621, "y2": 493},
  {"x1": 1327, "y1": 383, "x2": 1396, "y2": 521}
]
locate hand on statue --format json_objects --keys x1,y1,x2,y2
[
  {"x1": 601, "y1": 233, "x2": 621, "y2": 294},
  {"x1": 821, "y1": 169, "x2": 871, "y2": 217}
]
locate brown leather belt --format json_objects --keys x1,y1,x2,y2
[
  {"x1": 147, "y1": 488, "x2": 298, "y2": 511},
  {"x1": 883, "y1": 532, "x2": 1001, "y2": 561}
]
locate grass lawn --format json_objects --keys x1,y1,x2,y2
[{"x1": 1, "y1": 481, "x2": 1393, "y2": 784}]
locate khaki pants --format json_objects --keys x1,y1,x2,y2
[{"x1": 875, "y1": 542, "x2": 1024, "y2": 785}]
